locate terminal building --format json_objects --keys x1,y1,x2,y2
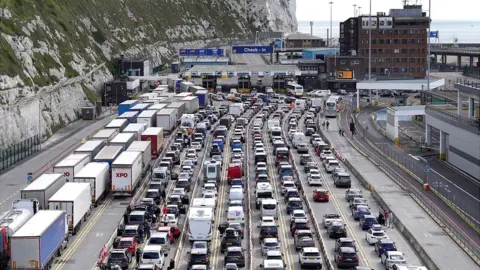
[{"x1": 285, "y1": 33, "x2": 326, "y2": 48}]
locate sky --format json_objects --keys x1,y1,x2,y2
[{"x1": 296, "y1": 0, "x2": 480, "y2": 21}]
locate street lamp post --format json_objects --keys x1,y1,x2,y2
[
  {"x1": 368, "y1": 0, "x2": 373, "y2": 106},
  {"x1": 427, "y1": 0, "x2": 431, "y2": 92},
  {"x1": 329, "y1": 2, "x2": 333, "y2": 48},
  {"x1": 358, "y1": 6, "x2": 362, "y2": 16},
  {"x1": 310, "y1": 21, "x2": 313, "y2": 36},
  {"x1": 353, "y1": 4, "x2": 357, "y2": 17}
]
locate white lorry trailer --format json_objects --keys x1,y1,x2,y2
[
  {"x1": 126, "y1": 141, "x2": 152, "y2": 170},
  {"x1": 73, "y1": 162, "x2": 110, "y2": 206},
  {"x1": 111, "y1": 151, "x2": 143, "y2": 196},
  {"x1": 20, "y1": 173, "x2": 65, "y2": 210},
  {"x1": 92, "y1": 129, "x2": 119, "y2": 144},
  {"x1": 181, "y1": 96, "x2": 200, "y2": 113},
  {"x1": 48, "y1": 182, "x2": 91, "y2": 234},
  {"x1": 123, "y1": 123, "x2": 147, "y2": 141},
  {"x1": 229, "y1": 103, "x2": 244, "y2": 117},
  {"x1": 105, "y1": 118, "x2": 128, "y2": 132},
  {"x1": 73, "y1": 140, "x2": 106, "y2": 161},
  {"x1": 137, "y1": 110, "x2": 157, "y2": 128},
  {"x1": 156, "y1": 108, "x2": 177, "y2": 131},
  {"x1": 109, "y1": 132, "x2": 135, "y2": 151},
  {"x1": 191, "y1": 198, "x2": 216, "y2": 213},
  {"x1": 10, "y1": 210, "x2": 68, "y2": 270},
  {"x1": 53, "y1": 153, "x2": 90, "y2": 183},
  {"x1": 188, "y1": 207, "x2": 213, "y2": 242}
]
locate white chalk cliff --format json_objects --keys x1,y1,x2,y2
[{"x1": 0, "y1": 0, "x2": 297, "y2": 146}]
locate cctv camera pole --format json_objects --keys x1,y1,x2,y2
[
  {"x1": 427, "y1": 0, "x2": 431, "y2": 92},
  {"x1": 368, "y1": 0, "x2": 374, "y2": 107},
  {"x1": 329, "y1": 2, "x2": 334, "y2": 48}
]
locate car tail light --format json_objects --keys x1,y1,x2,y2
[
  {"x1": 330, "y1": 229, "x2": 333, "y2": 233},
  {"x1": 338, "y1": 256, "x2": 343, "y2": 261},
  {"x1": 354, "y1": 257, "x2": 359, "y2": 261}
]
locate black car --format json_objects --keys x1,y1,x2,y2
[
  {"x1": 328, "y1": 221, "x2": 347, "y2": 238},
  {"x1": 221, "y1": 228, "x2": 241, "y2": 253},
  {"x1": 107, "y1": 249, "x2": 131, "y2": 270},
  {"x1": 188, "y1": 250, "x2": 209, "y2": 267},
  {"x1": 259, "y1": 223, "x2": 278, "y2": 241},
  {"x1": 335, "y1": 238, "x2": 357, "y2": 252},
  {"x1": 225, "y1": 246, "x2": 246, "y2": 267},
  {"x1": 334, "y1": 247, "x2": 359, "y2": 268},
  {"x1": 175, "y1": 179, "x2": 190, "y2": 192}
]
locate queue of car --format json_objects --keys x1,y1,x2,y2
[{"x1": 287, "y1": 102, "x2": 414, "y2": 270}]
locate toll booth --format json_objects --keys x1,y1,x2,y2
[
  {"x1": 201, "y1": 75, "x2": 216, "y2": 90},
  {"x1": 238, "y1": 75, "x2": 251, "y2": 93},
  {"x1": 273, "y1": 75, "x2": 287, "y2": 92}
]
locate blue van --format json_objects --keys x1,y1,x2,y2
[
  {"x1": 231, "y1": 140, "x2": 242, "y2": 150},
  {"x1": 212, "y1": 139, "x2": 224, "y2": 152}
]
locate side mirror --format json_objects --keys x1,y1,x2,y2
[
  {"x1": 259, "y1": 264, "x2": 264, "y2": 268},
  {"x1": 257, "y1": 225, "x2": 260, "y2": 228}
]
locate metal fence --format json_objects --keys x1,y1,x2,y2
[
  {"x1": 344, "y1": 112, "x2": 480, "y2": 263},
  {"x1": 0, "y1": 135, "x2": 41, "y2": 172}
]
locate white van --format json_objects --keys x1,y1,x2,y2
[
  {"x1": 293, "y1": 132, "x2": 306, "y2": 148},
  {"x1": 229, "y1": 187, "x2": 244, "y2": 202},
  {"x1": 147, "y1": 232, "x2": 170, "y2": 253},
  {"x1": 261, "y1": 199, "x2": 278, "y2": 218},
  {"x1": 227, "y1": 206, "x2": 245, "y2": 225},
  {"x1": 141, "y1": 244, "x2": 166, "y2": 268},
  {"x1": 262, "y1": 259, "x2": 285, "y2": 270}
]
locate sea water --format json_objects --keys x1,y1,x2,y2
[{"x1": 298, "y1": 20, "x2": 480, "y2": 43}]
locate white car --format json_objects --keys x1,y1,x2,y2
[
  {"x1": 178, "y1": 172, "x2": 191, "y2": 181},
  {"x1": 257, "y1": 162, "x2": 267, "y2": 169},
  {"x1": 281, "y1": 181, "x2": 296, "y2": 195},
  {"x1": 191, "y1": 142, "x2": 202, "y2": 151},
  {"x1": 365, "y1": 226, "x2": 388, "y2": 244},
  {"x1": 261, "y1": 238, "x2": 281, "y2": 256},
  {"x1": 308, "y1": 174, "x2": 323, "y2": 186},
  {"x1": 186, "y1": 153, "x2": 198, "y2": 164},
  {"x1": 290, "y1": 209, "x2": 307, "y2": 221},
  {"x1": 202, "y1": 191, "x2": 217, "y2": 203},
  {"x1": 186, "y1": 148, "x2": 197, "y2": 157},
  {"x1": 171, "y1": 188, "x2": 186, "y2": 197},
  {"x1": 308, "y1": 170, "x2": 320, "y2": 177},
  {"x1": 323, "y1": 213, "x2": 342, "y2": 228},
  {"x1": 165, "y1": 214, "x2": 178, "y2": 226},
  {"x1": 312, "y1": 138, "x2": 323, "y2": 146},
  {"x1": 202, "y1": 183, "x2": 218, "y2": 195},
  {"x1": 234, "y1": 129, "x2": 243, "y2": 136},
  {"x1": 182, "y1": 160, "x2": 195, "y2": 167},
  {"x1": 299, "y1": 247, "x2": 322, "y2": 268},
  {"x1": 381, "y1": 251, "x2": 407, "y2": 269},
  {"x1": 320, "y1": 150, "x2": 333, "y2": 160},
  {"x1": 181, "y1": 165, "x2": 194, "y2": 176},
  {"x1": 261, "y1": 216, "x2": 275, "y2": 224},
  {"x1": 323, "y1": 155, "x2": 336, "y2": 166}
]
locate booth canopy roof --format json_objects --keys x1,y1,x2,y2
[{"x1": 357, "y1": 78, "x2": 445, "y2": 90}]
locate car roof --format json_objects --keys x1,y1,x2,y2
[
  {"x1": 339, "y1": 247, "x2": 356, "y2": 253},
  {"x1": 303, "y1": 247, "x2": 319, "y2": 252},
  {"x1": 264, "y1": 238, "x2": 279, "y2": 243},
  {"x1": 227, "y1": 246, "x2": 242, "y2": 252}
]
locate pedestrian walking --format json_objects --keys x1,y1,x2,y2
[
  {"x1": 167, "y1": 259, "x2": 175, "y2": 270},
  {"x1": 137, "y1": 225, "x2": 144, "y2": 244},
  {"x1": 387, "y1": 211, "x2": 394, "y2": 228},
  {"x1": 322, "y1": 121, "x2": 326, "y2": 129},
  {"x1": 163, "y1": 205, "x2": 168, "y2": 215},
  {"x1": 326, "y1": 121, "x2": 330, "y2": 130},
  {"x1": 341, "y1": 130, "x2": 345, "y2": 136},
  {"x1": 161, "y1": 189, "x2": 166, "y2": 201},
  {"x1": 162, "y1": 214, "x2": 169, "y2": 227},
  {"x1": 151, "y1": 214, "x2": 157, "y2": 227},
  {"x1": 339, "y1": 128, "x2": 342, "y2": 135},
  {"x1": 383, "y1": 210, "x2": 389, "y2": 226},
  {"x1": 145, "y1": 222, "x2": 151, "y2": 239},
  {"x1": 173, "y1": 227, "x2": 181, "y2": 241},
  {"x1": 377, "y1": 212, "x2": 385, "y2": 226},
  {"x1": 135, "y1": 247, "x2": 142, "y2": 265}
]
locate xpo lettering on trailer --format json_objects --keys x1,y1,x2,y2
[
  {"x1": 116, "y1": 173, "x2": 128, "y2": 178},
  {"x1": 231, "y1": 45, "x2": 274, "y2": 54}
]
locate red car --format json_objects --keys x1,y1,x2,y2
[
  {"x1": 313, "y1": 189, "x2": 329, "y2": 202},
  {"x1": 117, "y1": 237, "x2": 137, "y2": 255}
]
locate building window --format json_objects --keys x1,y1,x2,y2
[
  {"x1": 402, "y1": 39, "x2": 407, "y2": 44},
  {"x1": 372, "y1": 67, "x2": 377, "y2": 73},
  {"x1": 340, "y1": 60, "x2": 346, "y2": 64},
  {"x1": 372, "y1": 39, "x2": 377, "y2": 44},
  {"x1": 409, "y1": 30, "x2": 415, "y2": 35},
  {"x1": 410, "y1": 58, "x2": 415, "y2": 63},
  {"x1": 395, "y1": 58, "x2": 400, "y2": 63},
  {"x1": 422, "y1": 48, "x2": 426, "y2": 53},
  {"x1": 371, "y1": 58, "x2": 376, "y2": 63},
  {"x1": 386, "y1": 39, "x2": 391, "y2": 44},
  {"x1": 387, "y1": 58, "x2": 392, "y2": 63},
  {"x1": 409, "y1": 67, "x2": 415, "y2": 72},
  {"x1": 410, "y1": 39, "x2": 415, "y2": 44},
  {"x1": 402, "y1": 67, "x2": 407, "y2": 72},
  {"x1": 393, "y1": 67, "x2": 399, "y2": 72},
  {"x1": 402, "y1": 58, "x2": 407, "y2": 63},
  {"x1": 421, "y1": 39, "x2": 426, "y2": 44},
  {"x1": 372, "y1": 49, "x2": 377, "y2": 54},
  {"x1": 378, "y1": 48, "x2": 385, "y2": 53},
  {"x1": 417, "y1": 58, "x2": 422, "y2": 63},
  {"x1": 394, "y1": 49, "x2": 400, "y2": 54},
  {"x1": 409, "y1": 48, "x2": 416, "y2": 54},
  {"x1": 379, "y1": 39, "x2": 385, "y2": 44},
  {"x1": 401, "y1": 49, "x2": 407, "y2": 53}
]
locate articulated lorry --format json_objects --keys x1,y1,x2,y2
[
  {"x1": 48, "y1": 182, "x2": 91, "y2": 235},
  {"x1": 21, "y1": 173, "x2": 65, "y2": 210},
  {"x1": 73, "y1": 140, "x2": 106, "y2": 162},
  {"x1": 111, "y1": 151, "x2": 143, "y2": 196},
  {"x1": 10, "y1": 210, "x2": 68, "y2": 270},
  {"x1": 73, "y1": 162, "x2": 110, "y2": 206},
  {"x1": 0, "y1": 199, "x2": 40, "y2": 269},
  {"x1": 53, "y1": 153, "x2": 90, "y2": 183}
]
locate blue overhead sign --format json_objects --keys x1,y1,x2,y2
[
  {"x1": 232, "y1": 46, "x2": 274, "y2": 54},
  {"x1": 179, "y1": 48, "x2": 224, "y2": 57}
]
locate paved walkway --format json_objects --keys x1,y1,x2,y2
[
  {"x1": 320, "y1": 118, "x2": 478, "y2": 270},
  {"x1": 0, "y1": 109, "x2": 116, "y2": 213}
]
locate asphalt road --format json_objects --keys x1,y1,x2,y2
[
  {"x1": 0, "y1": 114, "x2": 116, "y2": 213},
  {"x1": 357, "y1": 109, "x2": 480, "y2": 223},
  {"x1": 342, "y1": 107, "x2": 480, "y2": 261},
  {"x1": 289, "y1": 112, "x2": 420, "y2": 269}
]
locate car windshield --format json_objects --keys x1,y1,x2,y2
[
  {"x1": 148, "y1": 237, "x2": 166, "y2": 245},
  {"x1": 124, "y1": 229, "x2": 137, "y2": 235},
  {"x1": 365, "y1": 217, "x2": 376, "y2": 222},
  {"x1": 381, "y1": 243, "x2": 396, "y2": 249},
  {"x1": 118, "y1": 241, "x2": 132, "y2": 247},
  {"x1": 204, "y1": 194, "x2": 214, "y2": 199},
  {"x1": 227, "y1": 251, "x2": 243, "y2": 257},
  {"x1": 193, "y1": 242, "x2": 207, "y2": 249},
  {"x1": 191, "y1": 254, "x2": 208, "y2": 261},
  {"x1": 263, "y1": 204, "x2": 276, "y2": 210},
  {"x1": 109, "y1": 252, "x2": 125, "y2": 259},
  {"x1": 342, "y1": 252, "x2": 356, "y2": 258},
  {"x1": 373, "y1": 232, "x2": 385, "y2": 237},
  {"x1": 261, "y1": 226, "x2": 277, "y2": 233},
  {"x1": 341, "y1": 241, "x2": 355, "y2": 248},
  {"x1": 264, "y1": 242, "x2": 278, "y2": 247},
  {"x1": 304, "y1": 252, "x2": 320, "y2": 257},
  {"x1": 142, "y1": 251, "x2": 160, "y2": 259},
  {"x1": 289, "y1": 201, "x2": 302, "y2": 207},
  {"x1": 390, "y1": 255, "x2": 405, "y2": 260}
]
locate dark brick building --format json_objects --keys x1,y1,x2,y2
[
  {"x1": 339, "y1": 5, "x2": 429, "y2": 78},
  {"x1": 286, "y1": 33, "x2": 326, "y2": 48}
]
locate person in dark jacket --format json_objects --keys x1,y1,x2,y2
[
  {"x1": 167, "y1": 259, "x2": 175, "y2": 270},
  {"x1": 137, "y1": 225, "x2": 144, "y2": 244},
  {"x1": 135, "y1": 247, "x2": 142, "y2": 265},
  {"x1": 377, "y1": 212, "x2": 385, "y2": 226},
  {"x1": 144, "y1": 223, "x2": 151, "y2": 239}
]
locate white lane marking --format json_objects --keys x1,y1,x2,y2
[
  {"x1": 96, "y1": 233, "x2": 103, "y2": 237},
  {"x1": 408, "y1": 154, "x2": 420, "y2": 161}
]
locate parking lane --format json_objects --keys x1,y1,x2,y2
[{"x1": 288, "y1": 111, "x2": 421, "y2": 269}]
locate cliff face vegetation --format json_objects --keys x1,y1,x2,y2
[{"x1": 0, "y1": 0, "x2": 297, "y2": 145}]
